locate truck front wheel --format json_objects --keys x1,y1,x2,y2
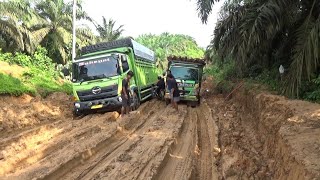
[
  {"x1": 131, "y1": 92, "x2": 140, "y2": 111},
  {"x1": 165, "y1": 98, "x2": 170, "y2": 105},
  {"x1": 73, "y1": 109, "x2": 83, "y2": 118},
  {"x1": 197, "y1": 95, "x2": 201, "y2": 105}
]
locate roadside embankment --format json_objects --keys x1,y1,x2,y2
[{"x1": 218, "y1": 87, "x2": 320, "y2": 179}]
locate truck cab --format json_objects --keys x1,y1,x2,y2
[
  {"x1": 165, "y1": 56, "x2": 205, "y2": 107},
  {"x1": 72, "y1": 38, "x2": 158, "y2": 116}
]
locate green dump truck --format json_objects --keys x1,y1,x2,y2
[
  {"x1": 165, "y1": 56, "x2": 206, "y2": 107},
  {"x1": 71, "y1": 38, "x2": 159, "y2": 116}
]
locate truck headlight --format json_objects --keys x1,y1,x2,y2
[{"x1": 75, "y1": 103, "x2": 80, "y2": 108}]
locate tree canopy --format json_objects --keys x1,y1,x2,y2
[
  {"x1": 0, "y1": 0, "x2": 115, "y2": 64},
  {"x1": 136, "y1": 33, "x2": 204, "y2": 69},
  {"x1": 93, "y1": 17, "x2": 124, "y2": 43},
  {"x1": 199, "y1": 0, "x2": 320, "y2": 97}
]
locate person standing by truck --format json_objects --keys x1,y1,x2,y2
[
  {"x1": 156, "y1": 76, "x2": 165, "y2": 99},
  {"x1": 167, "y1": 74, "x2": 180, "y2": 111},
  {"x1": 165, "y1": 70, "x2": 174, "y2": 91},
  {"x1": 121, "y1": 71, "x2": 134, "y2": 117}
]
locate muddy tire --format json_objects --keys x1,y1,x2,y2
[
  {"x1": 131, "y1": 92, "x2": 140, "y2": 111},
  {"x1": 165, "y1": 98, "x2": 170, "y2": 105},
  {"x1": 73, "y1": 109, "x2": 83, "y2": 119}
]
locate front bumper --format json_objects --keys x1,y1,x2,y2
[
  {"x1": 165, "y1": 93, "x2": 198, "y2": 102},
  {"x1": 74, "y1": 96, "x2": 122, "y2": 112}
]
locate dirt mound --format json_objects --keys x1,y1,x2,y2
[
  {"x1": 0, "y1": 61, "x2": 26, "y2": 78},
  {"x1": 206, "y1": 87, "x2": 320, "y2": 179},
  {"x1": 0, "y1": 93, "x2": 72, "y2": 133},
  {"x1": 200, "y1": 76, "x2": 215, "y2": 98}
]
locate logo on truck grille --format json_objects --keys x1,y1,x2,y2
[{"x1": 92, "y1": 86, "x2": 102, "y2": 94}]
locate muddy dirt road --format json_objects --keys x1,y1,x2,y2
[
  {"x1": 0, "y1": 98, "x2": 219, "y2": 180},
  {"x1": 1, "y1": 89, "x2": 320, "y2": 180}
]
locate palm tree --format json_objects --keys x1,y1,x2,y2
[
  {"x1": 0, "y1": 0, "x2": 94, "y2": 63},
  {"x1": 31, "y1": 0, "x2": 95, "y2": 64},
  {"x1": 0, "y1": 0, "x2": 36, "y2": 53},
  {"x1": 200, "y1": 0, "x2": 320, "y2": 97},
  {"x1": 94, "y1": 17, "x2": 124, "y2": 42}
]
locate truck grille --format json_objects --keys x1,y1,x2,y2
[
  {"x1": 77, "y1": 85, "x2": 118, "y2": 101},
  {"x1": 180, "y1": 90, "x2": 191, "y2": 94}
]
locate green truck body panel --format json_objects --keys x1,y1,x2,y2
[
  {"x1": 166, "y1": 56, "x2": 206, "y2": 104},
  {"x1": 72, "y1": 38, "x2": 159, "y2": 113}
]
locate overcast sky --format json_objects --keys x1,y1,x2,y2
[{"x1": 82, "y1": 0, "x2": 224, "y2": 48}]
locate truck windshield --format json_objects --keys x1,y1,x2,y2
[
  {"x1": 170, "y1": 66, "x2": 199, "y2": 82},
  {"x1": 73, "y1": 56, "x2": 119, "y2": 82}
]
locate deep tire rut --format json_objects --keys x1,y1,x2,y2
[
  {"x1": 154, "y1": 107, "x2": 197, "y2": 180},
  {"x1": 1, "y1": 100, "x2": 220, "y2": 180}
]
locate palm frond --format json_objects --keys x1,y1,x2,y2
[
  {"x1": 196, "y1": 0, "x2": 221, "y2": 23},
  {"x1": 285, "y1": 15, "x2": 320, "y2": 97},
  {"x1": 31, "y1": 27, "x2": 51, "y2": 47},
  {"x1": 0, "y1": 19, "x2": 24, "y2": 51}
]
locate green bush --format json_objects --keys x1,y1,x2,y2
[
  {"x1": 204, "y1": 60, "x2": 236, "y2": 95},
  {"x1": 0, "y1": 47, "x2": 72, "y2": 97},
  {"x1": 0, "y1": 73, "x2": 35, "y2": 96},
  {"x1": 22, "y1": 67, "x2": 72, "y2": 97},
  {"x1": 253, "y1": 69, "x2": 281, "y2": 92},
  {"x1": 303, "y1": 75, "x2": 320, "y2": 103},
  {"x1": 32, "y1": 47, "x2": 57, "y2": 76},
  {"x1": 204, "y1": 61, "x2": 236, "y2": 82}
]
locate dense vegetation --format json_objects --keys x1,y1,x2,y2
[
  {"x1": 0, "y1": 47, "x2": 71, "y2": 96},
  {"x1": 198, "y1": 0, "x2": 320, "y2": 102},
  {"x1": 0, "y1": 0, "x2": 204, "y2": 97},
  {"x1": 1, "y1": 0, "x2": 318, "y2": 103},
  {"x1": 0, "y1": 0, "x2": 125, "y2": 64},
  {"x1": 136, "y1": 33, "x2": 204, "y2": 69},
  {"x1": 0, "y1": 0, "x2": 126, "y2": 96}
]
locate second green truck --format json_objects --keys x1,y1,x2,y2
[
  {"x1": 71, "y1": 38, "x2": 159, "y2": 116},
  {"x1": 165, "y1": 56, "x2": 206, "y2": 107}
]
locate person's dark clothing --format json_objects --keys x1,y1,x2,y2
[
  {"x1": 167, "y1": 79, "x2": 180, "y2": 97},
  {"x1": 121, "y1": 79, "x2": 130, "y2": 96},
  {"x1": 121, "y1": 78, "x2": 130, "y2": 107},
  {"x1": 157, "y1": 78, "x2": 165, "y2": 89},
  {"x1": 167, "y1": 78, "x2": 174, "y2": 91},
  {"x1": 155, "y1": 78, "x2": 164, "y2": 95},
  {"x1": 172, "y1": 80, "x2": 180, "y2": 97}
]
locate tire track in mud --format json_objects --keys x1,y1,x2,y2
[
  {"x1": 78, "y1": 104, "x2": 187, "y2": 180},
  {"x1": 57, "y1": 101, "x2": 164, "y2": 180},
  {"x1": 1, "y1": 101, "x2": 158, "y2": 179},
  {"x1": 0, "y1": 114, "x2": 105, "y2": 173},
  {"x1": 154, "y1": 107, "x2": 197, "y2": 180},
  {"x1": 194, "y1": 103, "x2": 219, "y2": 180},
  {"x1": 1, "y1": 100, "x2": 220, "y2": 180}
]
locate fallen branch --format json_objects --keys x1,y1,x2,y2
[{"x1": 225, "y1": 81, "x2": 244, "y2": 101}]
